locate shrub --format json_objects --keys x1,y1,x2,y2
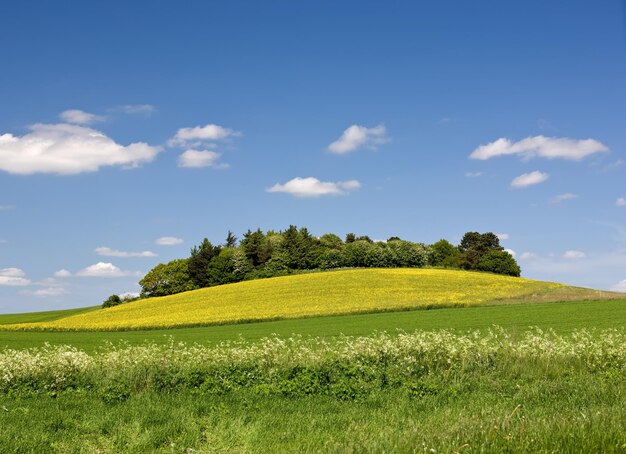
[{"x1": 477, "y1": 250, "x2": 521, "y2": 277}]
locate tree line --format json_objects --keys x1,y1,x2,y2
[{"x1": 106, "y1": 227, "x2": 519, "y2": 305}]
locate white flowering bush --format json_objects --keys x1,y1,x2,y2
[{"x1": 1, "y1": 328, "x2": 624, "y2": 400}]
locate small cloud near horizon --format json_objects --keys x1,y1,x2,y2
[{"x1": 155, "y1": 236, "x2": 184, "y2": 246}]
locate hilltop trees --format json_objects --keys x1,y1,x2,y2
[
  {"x1": 477, "y1": 250, "x2": 521, "y2": 277},
  {"x1": 138, "y1": 227, "x2": 521, "y2": 298},
  {"x1": 139, "y1": 259, "x2": 195, "y2": 297},
  {"x1": 458, "y1": 232, "x2": 503, "y2": 271},
  {"x1": 188, "y1": 239, "x2": 221, "y2": 288}
]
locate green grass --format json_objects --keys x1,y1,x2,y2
[
  {"x1": 2, "y1": 355, "x2": 624, "y2": 453},
  {"x1": 0, "y1": 305, "x2": 99, "y2": 325},
  {"x1": 2, "y1": 298, "x2": 624, "y2": 352}
]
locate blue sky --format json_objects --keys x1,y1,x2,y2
[{"x1": 1, "y1": 1, "x2": 625, "y2": 312}]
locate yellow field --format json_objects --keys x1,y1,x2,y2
[{"x1": 3, "y1": 269, "x2": 565, "y2": 331}]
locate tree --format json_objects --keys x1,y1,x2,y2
[
  {"x1": 206, "y1": 248, "x2": 237, "y2": 286},
  {"x1": 319, "y1": 233, "x2": 343, "y2": 250},
  {"x1": 189, "y1": 238, "x2": 220, "y2": 288},
  {"x1": 458, "y1": 232, "x2": 503, "y2": 270},
  {"x1": 139, "y1": 259, "x2": 195, "y2": 297},
  {"x1": 477, "y1": 250, "x2": 521, "y2": 277},
  {"x1": 345, "y1": 233, "x2": 356, "y2": 243},
  {"x1": 430, "y1": 239, "x2": 461, "y2": 268},
  {"x1": 102, "y1": 294, "x2": 122, "y2": 308},
  {"x1": 241, "y1": 229, "x2": 271, "y2": 267},
  {"x1": 225, "y1": 230, "x2": 238, "y2": 248}
]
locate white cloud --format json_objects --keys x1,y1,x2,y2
[
  {"x1": 611, "y1": 279, "x2": 626, "y2": 293},
  {"x1": 95, "y1": 247, "x2": 157, "y2": 258},
  {"x1": 76, "y1": 262, "x2": 130, "y2": 277},
  {"x1": 328, "y1": 124, "x2": 389, "y2": 154},
  {"x1": 169, "y1": 124, "x2": 241, "y2": 147},
  {"x1": 59, "y1": 109, "x2": 105, "y2": 125},
  {"x1": 465, "y1": 171, "x2": 483, "y2": 178},
  {"x1": 602, "y1": 159, "x2": 624, "y2": 172},
  {"x1": 0, "y1": 268, "x2": 31, "y2": 286},
  {"x1": 0, "y1": 123, "x2": 162, "y2": 175},
  {"x1": 53, "y1": 269, "x2": 72, "y2": 278},
  {"x1": 496, "y1": 233, "x2": 509, "y2": 240},
  {"x1": 519, "y1": 252, "x2": 537, "y2": 260},
  {"x1": 156, "y1": 236, "x2": 184, "y2": 246},
  {"x1": 510, "y1": 171, "x2": 549, "y2": 188},
  {"x1": 470, "y1": 136, "x2": 608, "y2": 161},
  {"x1": 118, "y1": 104, "x2": 156, "y2": 116},
  {"x1": 178, "y1": 150, "x2": 228, "y2": 168},
  {"x1": 550, "y1": 193, "x2": 578, "y2": 204},
  {"x1": 504, "y1": 248, "x2": 516, "y2": 258},
  {"x1": 616, "y1": 197, "x2": 626, "y2": 207},
  {"x1": 26, "y1": 287, "x2": 68, "y2": 297},
  {"x1": 120, "y1": 291, "x2": 140, "y2": 300},
  {"x1": 563, "y1": 250, "x2": 586, "y2": 259},
  {"x1": 267, "y1": 177, "x2": 361, "y2": 198}
]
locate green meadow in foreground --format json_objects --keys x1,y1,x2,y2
[
  {"x1": 1, "y1": 328, "x2": 625, "y2": 453},
  {"x1": 1, "y1": 270, "x2": 624, "y2": 453}
]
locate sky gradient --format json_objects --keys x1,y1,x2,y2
[{"x1": 1, "y1": 1, "x2": 625, "y2": 312}]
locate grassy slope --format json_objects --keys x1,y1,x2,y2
[
  {"x1": 2, "y1": 298, "x2": 624, "y2": 351},
  {"x1": 0, "y1": 305, "x2": 99, "y2": 324},
  {"x1": 3, "y1": 268, "x2": 567, "y2": 331}
]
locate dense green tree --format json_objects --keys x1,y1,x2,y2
[
  {"x1": 430, "y1": 239, "x2": 461, "y2": 268},
  {"x1": 139, "y1": 259, "x2": 195, "y2": 297},
  {"x1": 206, "y1": 248, "x2": 237, "y2": 286},
  {"x1": 319, "y1": 233, "x2": 343, "y2": 250},
  {"x1": 188, "y1": 239, "x2": 220, "y2": 288},
  {"x1": 102, "y1": 294, "x2": 122, "y2": 308},
  {"x1": 241, "y1": 229, "x2": 272, "y2": 267},
  {"x1": 458, "y1": 232, "x2": 503, "y2": 270},
  {"x1": 345, "y1": 233, "x2": 356, "y2": 243},
  {"x1": 477, "y1": 250, "x2": 521, "y2": 277}
]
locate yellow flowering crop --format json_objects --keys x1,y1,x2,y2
[{"x1": 6, "y1": 269, "x2": 562, "y2": 331}]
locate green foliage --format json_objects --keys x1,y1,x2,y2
[
  {"x1": 224, "y1": 230, "x2": 238, "y2": 248},
  {"x1": 430, "y1": 239, "x2": 461, "y2": 268},
  {"x1": 101, "y1": 294, "x2": 122, "y2": 309},
  {"x1": 188, "y1": 239, "x2": 220, "y2": 288},
  {"x1": 459, "y1": 231, "x2": 513, "y2": 273},
  {"x1": 478, "y1": 250, "x2": 521, "y2": 277},
  {"x1": 241, "y1": 229, "x2": 272, "y2": 267},
  {"x1": 206, "y1": 248, "x2": 238, "y2": 287},
  {"x1": 139, "y1": 259, "x2": 195, "y2": 297},
  {"x1": 138, "y1": 227, "x2": 523, "y2": 299}
]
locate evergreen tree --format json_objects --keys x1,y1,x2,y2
[
  {"x1": 188, "y1": 238, "x2": 220, "y2": 288},
  {"x1": 225, "y1": 230, "x2": 238, "y2": 248}
]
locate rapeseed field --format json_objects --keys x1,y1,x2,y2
[{"x1": 5, "y1": 269, "x2": 562, "y2": 331}]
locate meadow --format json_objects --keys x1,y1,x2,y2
[
  {"x1": 1, "y1": 269, "x2": 625, "y2": 452},
  {"x1": 1, "y1": 327, "x2": 625, "y2": 452}
]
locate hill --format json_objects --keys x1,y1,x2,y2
[{"x1": 2, "y1": 268, "x2": 613, "y2": 332}]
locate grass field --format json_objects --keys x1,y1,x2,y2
[
  {"x1": 1, "y1": 328, "x2": 625, "y2": 452},
  {"x1": 1, "y1": 269, "x2": 625, "y2": 452},
  {"x1": 1, "y1": 298, "x2": 624, "y2": 351},
  {"x1": 1, "y1": 269, "x2": 571, "y2": 331},
  {"x1": 0, "y1": 305, "x2": 98, "y2": 324}
]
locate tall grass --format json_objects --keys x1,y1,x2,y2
[
  {"x1": 2, "y1": 328, "x2": 623, "y2": 398},
  {"x1": 1, "y1": 327, "x2": 625, "y2": 452}
]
